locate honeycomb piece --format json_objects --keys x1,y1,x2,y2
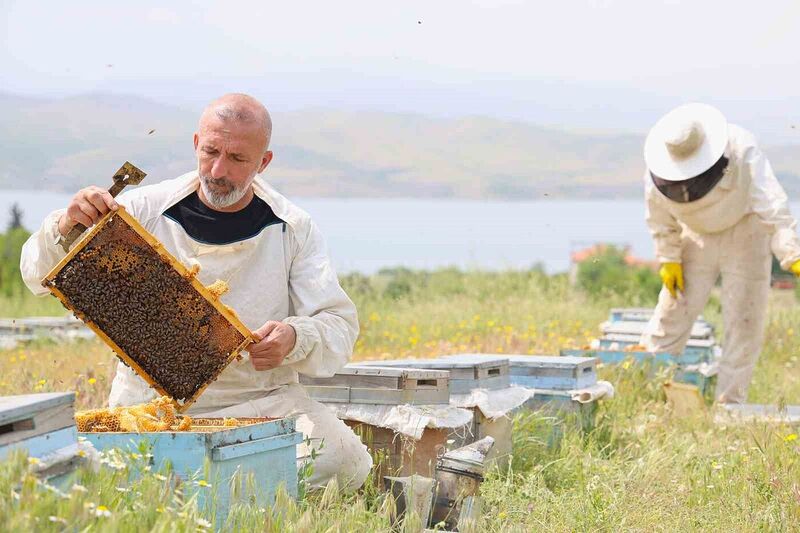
[
  {"x1": 78, "y1": 397, "x2": 183, "y2": 433},
  {"x1": 205, "y1": 279, "x2": 229, "y2": 299},
  {"x1": 44, "y1": 211, "x2": 249, "y2": 404},
  {"x1": 175, "y1": 416, "x2": 192, "y2": 431}
]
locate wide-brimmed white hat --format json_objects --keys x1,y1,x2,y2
[{"x1": 644, "y1": 103, "x2": 728, "y2": 182}]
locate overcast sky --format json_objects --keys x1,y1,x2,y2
[{"x1": 3, "y1": 0, "x2": 800, "y2": 139}]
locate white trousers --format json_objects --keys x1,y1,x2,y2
[
  {"x1": 642, "y1": 214, "x2": 772, "y2": 403},
  {"x1": 192, "y1": 383, "x2": 372, "y2": 490}
]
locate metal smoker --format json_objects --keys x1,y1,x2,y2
[{"x1": 431, "y1": 435, "x2": 495, "y2": 531}]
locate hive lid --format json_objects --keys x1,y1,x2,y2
[
  {"x1": 0, "y1": 392, "x2": 75, "y2": 425},
  {"x1": 42, "y1": 208, "x2": 253, "y2": 411}
]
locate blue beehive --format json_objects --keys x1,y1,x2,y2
[
  {"x1": 503, "y1": 355, "x2": 598, "y2": 390},
  {"x1": 0, "y1": 392, "x2": 84, "y2": 485},
  {"x1": 82, "y1": 417, "x2": 302, "y2": 522},
  {"x1": 561, "y1": 348, "x2": 715, "y2": 395}
]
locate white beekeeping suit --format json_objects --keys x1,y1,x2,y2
[
  {"x1": 640, "y1": 103, "x2": 800, "y2": 403},
  {"x1": 20, "y1": 171, "x2": 372, "y2": 489}
]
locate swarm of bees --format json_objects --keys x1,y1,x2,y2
[
  {"x1": 75, "y1": 396, "x2": 243, "y2": 433},
  {"x1": 45, "y1": 215, "x2": 247, "y2": 403}
]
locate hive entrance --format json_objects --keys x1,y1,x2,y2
[{"x1": 43, "y1": 208, "x2": 252, "y2": 409}]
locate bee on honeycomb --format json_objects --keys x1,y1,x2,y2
[{"x1": 44, "y1": 213, "x2": 249, "y2": 405}]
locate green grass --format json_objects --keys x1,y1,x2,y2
[{"x1": 3, "y1": 268, "x2": 800, "y2": 530}]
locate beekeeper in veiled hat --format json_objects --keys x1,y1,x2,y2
[{"x1": 640, "y1": 103, "x2": 800, "y2": 403}]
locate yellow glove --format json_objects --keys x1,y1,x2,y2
[
  {"x1": 791, "y1": 260, "x2": 800, "y2": 277},
  {"x1": 659, "y1": 262, "x2": 684, "y2": 298}
]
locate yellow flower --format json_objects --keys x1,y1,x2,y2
[
  {"x1": 88, "y1": 378, "x2": 97, "y2": 385},
  {"x1": 498, "y1": 511, "x2": 508, "y2": 519},
  {"x1": 784, "y1": 433, "x2": 798, "y2": 442},
  {"x1": 9, "y1": 357, "x2": 16, "y2": 363},
  {"x1": 37, "y1": 379, "x2": 46, "y2": 386},
  {"x1": 28, "y1": 457, "x2": 40, "y2": 465},
  {"x1": 196, "y1": 479, "x2": 211, "y2": 488},
  {"x1": 18, "y1": 354, "x2": 26, "y2": 361}
]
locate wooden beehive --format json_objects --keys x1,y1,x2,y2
[
  {"x1": 600, "y1": 319, "x2": 714, "y2": 340},
  {"x1": 302, "y1": 365, "x2": 463, "y2": 479},
  {"x1": 82, "y1": 417, "x2": 302, "y2": 523},
  {"x1": 354, "y1": 355, "x2": 509, "y2": 394},
  {"x1": 596, "y1": 334, "x2": 716, "y2": 362},
  {"x1": 521, "y1": 388, "x2": 599, "y2": 447},
  {"x1": 300, "y1": 366, "x2": 450, "y2": 405},
  {"x1": 354, "y1": 356, "x2": 514, "y2": 467},
  {"x1": 608, "y1": 307, "x2": 711, "y2": 325},
  {"x1": 0, "y1": 393, "x2": 83, "y2": 483},
  {"x1": 42, "y1": 208, "x2": 252, "y2": 410},
  {"x1": 503, "y1": 354, "x2": 599, "y2": 390}
]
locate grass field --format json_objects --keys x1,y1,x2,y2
[{"x1": 2, "y1": 269, "x2": 800, "y2": 531}]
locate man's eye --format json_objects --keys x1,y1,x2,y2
[{"x1": 203, "y1": 148, "x2": 218, "y2": 155}]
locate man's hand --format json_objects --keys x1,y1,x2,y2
[
  {"x1": 659, "y1": 262, "x2": 684, "y2": 298},
  {"x1": 249, "y1": 321, "x2": 297, "y2": 371},
  {"x1": 58, "y1": 186, "x2": 119, "y2": 236}
]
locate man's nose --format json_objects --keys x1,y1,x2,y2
[{"x1": 210, "y1": 155, "x2": 227, "y2": 178}]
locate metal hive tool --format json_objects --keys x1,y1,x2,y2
[{"x1": 42, "y1": 207, "x2": 253, "y2": 410}]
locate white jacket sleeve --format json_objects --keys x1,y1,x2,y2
[
  {"x1": 747, "y1": 145, "x2": 800, "y2": 270},
  {"x1": 19, "y1": 208, "x2": 69, "y2": 296},
  {"x1": 644, "y1": 173, "x2": 683, "y2": 264},
  {"x1": 282, "y1": 220, "x2": 359, "y2": 378}
]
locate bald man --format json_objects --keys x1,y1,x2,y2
[{"x1": 20, "y1": 94, "x2": 372, "y2": 490}]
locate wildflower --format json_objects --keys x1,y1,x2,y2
[
  {"x1": 77, "y1": 449, "x2": 87, "y2": 458},
  {"x1": 48, "y1": 516, "x2": 67, "y2": 525},
  {"x1": 156, "y1": 506, "x2": 166, "y2": 513},
  {"x1": 71, "y1": 483, "x2": 89, "y2": 493},
  {"x1": 27, "y1": 457, "x2": 40, "y2": 465},
  {"x1": 88, "y1": 378, "x2": 97, "y2": 385},
  {"x1": 711, "y1": 461, "x2": 723, "y2": 470},
  {"x1": 195, "y1": 479, "x2": 212, "y2": 488},
  {"x1": 94, "y1": 505, "x2": 112, "y2": 518},
  {"x1": 154, "y1": 474, "x2": 168, "y2": 481},
  {"x1": 196, "y1": 518, "x2": 212, "y2": 529},
  {"x1": 9, "y1": 357, "x2": 16, "y2": 363},
  {"x1": 498, "y1": 511, "x2": 508, "y2": 519},
  {"x1": 19, "y1": 354, "x2": 26, "y2": 361},
  {"x1": 115, "y1": 487, "x2": 129, "y2": 493},
  {"x1": 784, "y1": 433, "x2": 798, "y2": 442},
  {"x1": 37, "y1": 379, "x2": 46, "y2": 386}
]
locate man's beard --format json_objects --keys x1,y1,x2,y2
[{"x1": 199, "y1": 174, "x2": 252, "y2": 209}]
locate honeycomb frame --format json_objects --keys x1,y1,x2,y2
[{"x1": 42, "y1": 207, "x2": 253, "y2": 411}]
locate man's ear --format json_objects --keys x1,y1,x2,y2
[
  {"x1": 193, "y1": 133, "x2": 199, "y2": 151},
  {"x1": 259, "y1": 151, "x2": 274, "y2": 174}
]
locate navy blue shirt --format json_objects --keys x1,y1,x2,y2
[{"x1": 163, "y1": 191, "x2": 283, "y2": 245}]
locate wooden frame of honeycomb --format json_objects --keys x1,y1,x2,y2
[{"x1": 42, "y1": 207, "x2": 253, "y2": 411}]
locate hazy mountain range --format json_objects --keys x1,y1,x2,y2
[{"x1": 1, "y1": 92, "x2": 798, "y2": 199}]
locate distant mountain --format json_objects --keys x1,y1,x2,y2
[{"x1": 1, "y1": 92, "x2": 798, "y2": 199}]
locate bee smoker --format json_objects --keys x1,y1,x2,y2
[{"x1": 430, "y1": 436, "x2": 494, "y2": 531}]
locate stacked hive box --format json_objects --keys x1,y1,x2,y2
[
  {"x1": 0, "y1": 393, "x2": 86, "y2": 486},
  {"x1": 503, "y1": 354, "x2": 601, "y2": 435},
  {"x1": 300, "y1": 365, "x2": 469, "y2": 477},
  {"x1": 561, "y1": 307, "x2": 718, "y2": 395},
  {"x1": 353, "y1": 355, "x2": 528, "y2": 466}
]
